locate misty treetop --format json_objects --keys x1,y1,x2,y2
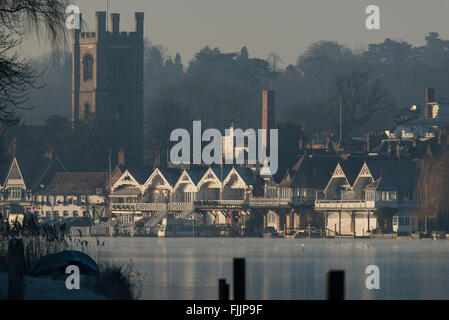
[{"x1": 12, "y1": 32, "x2": 449, "y2": 170}]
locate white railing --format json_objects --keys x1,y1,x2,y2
[
  {"x1": 315, "y1": 199, "x2": 417, "y2": 210},
  {"x1": 314, "y1": 200, "x2": 375, "y2": 210},
  {"x1": 110, "y1": 203, "x2": 137, "y2": 211},
  {"x1": 169, "y1": 202, "x2": 195, "y2": 211},
  {"x1": 138, "y1": 202, "x2": 167, "y2": 211},
  {"x1": 218, "y1": 200, "x2": 245, "y2": 206},
  {"x1": 194, "y1": 200, "x2": 245, "y2": 207},
  {"x1": 248, "y1": 197, "x2": 291, "y2": 207}
]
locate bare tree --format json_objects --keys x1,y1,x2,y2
[
  {"x1": 415, "y1": 151, "x2": 449, "y2": 231},
  {"x1": 0, "y1": 0, "x2": 68, "y2": 128},
  {"x1": 333, "y1": 72, "x2": 391, "y2": 134}
]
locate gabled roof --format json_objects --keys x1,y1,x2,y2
[
  {"x1": 339, "y1": 158, "x2": 365, "y2": 186},
  {"x1": 0, "y1": 154, "x2": 65, "y2": 190},
  {"x1": 211, "y1": 166, "x2": 232, "y2": 182},
  {"x1": 363, "y1": 160, "x2": 418, "y2": 191},
  {"x1": 112, "y1": 169, "x2": 144, "y2": 192},
  {"x1": 39, "y1": 172, "x2": 108, "y2": 195},
  {"x1": 185, "y1": 167, "x2": 208, "y2": 185},
  {"x1": 288, "y1": 155, "x2": 339, "y2": 189},
  {"x1": 158, "y1": 168, "x2": 182, "y2": 186},
  {"x1": 364, "y1": 160, "x2": 418, "y2": 180},
  {"x1": 197, "y1": 167, "x2": 224, "y2": 187},
  {"x1": 230, "y1": 167, "x2": 263, "y2": 186},
  {"x1": 127, "y1": 167, "x2": 153, "y2": 185}
]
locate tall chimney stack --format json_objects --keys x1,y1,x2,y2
[
  {"x1": 118, "y1": 148, "x2": 125, "y2": 166},
  {"x1": 261, "y1": 90, "x2": 275, "y2": 150},
  {"x1": 425, "y1": 88, "x2": 435, "y2": 118}
]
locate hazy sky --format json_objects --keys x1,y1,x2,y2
[{"x1": 20, "y1": 0, "x2": 449, "y2": 66}]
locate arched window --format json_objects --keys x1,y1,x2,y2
[
  {"x1": 84, "y1": 103, "x2": 90, "y2": 119},
  {"x1": 83, "y1": 54, "x2": 94, "y2": 81},
  {"x1": 113, "y1": 55, "x2": 125, "y2": 80}
]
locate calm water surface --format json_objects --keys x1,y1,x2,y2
[{"x1": 91, "y1": 238, "x2": 449, "y2": 300}]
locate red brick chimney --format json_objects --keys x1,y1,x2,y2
[
  {"x1": 261, "y1": 90, "x2": 275, "y2": 150},
  {"x1": 366, "y1": 131, "x2": 382, "y2": 152},
  {"x1": 424, "y1": 88, "x2": 435, "y2": 118},
  {"x1": 8, "y1": 137, "x2": 17, "y2": 156},
  {"x1": 118, "y1": 147, "x2": 125, "y2": 166}
]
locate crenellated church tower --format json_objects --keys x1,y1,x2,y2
[{"x1": 72, "y1": 11, "x2": 144, "y2": 166}]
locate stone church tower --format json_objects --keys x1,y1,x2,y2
[{"x1": 72, "y1": 11, "x2": 144, "y2": 166}]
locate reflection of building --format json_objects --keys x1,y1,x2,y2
[{"x1": 72, "y1": 11, "x2": 144, "y2": 166}]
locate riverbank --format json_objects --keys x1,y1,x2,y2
[{"x1": 0, "y1": 272, "x2": 106, "y2": 300}]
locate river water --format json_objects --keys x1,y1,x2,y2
[{"x1": 91, "y1": 237, "x2": 449, "y2": 300}]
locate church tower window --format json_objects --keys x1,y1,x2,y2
[{"x1": 83, "y1": 54, "x2": 94, "y2": 81}]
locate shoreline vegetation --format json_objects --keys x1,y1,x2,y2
[{"x1": 0, "y1": 218, "x2": 141, "y2": 300}]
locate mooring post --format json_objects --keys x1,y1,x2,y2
[
  {"x1": 233, "y1": 258, "x2": 245, "y2": 300},
  {"x1": 8, "y1": 238, "x2": 25, "y2": 300},
  {"x1": 327, "y1": 270, "x2": 344, "y2": 300},
  {"x1": 218, "y1": 278, "x2": 229, "y2": 300}
]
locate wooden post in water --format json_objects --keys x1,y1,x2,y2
[
  {"x1": 218, "y1": 279, "x2": 229, "y2": 300},
  {"x1": 8, "y1": 238, "x2": 25, "y2": 300},
  {"x1": 327, "y1": 270, "x2": 344, "y2": 300},
  {"x1": 233, "y1": 258, "x2": 245, "y2": 300}
]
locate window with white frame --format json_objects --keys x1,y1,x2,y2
[{"x1": 8, "y1": 187, "x2": 22, "y2": 200}]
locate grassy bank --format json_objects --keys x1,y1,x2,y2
[{"x1": 0, "y1": 222, "x2": 141, "y2": 299}]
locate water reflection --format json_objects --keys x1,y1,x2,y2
[{"x1": 93, "y1": 238, "x2": 449, "y2": 300}]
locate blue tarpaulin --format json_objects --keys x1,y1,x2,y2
[{"x1": 31, "y1": 250, "x2": 99, "y2": 276}]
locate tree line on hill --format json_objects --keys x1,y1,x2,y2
[{"x1": 17, "y1": 32, "x2": 449, "y2": 172}]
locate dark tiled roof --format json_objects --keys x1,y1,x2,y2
[
  {"x1": 159, "y1": 168, "x2": 183, "y2": 186},
  {"x1": 185, "y1": 167, "x2": 208, "y2": 184},
  {"x1": 364, "y1": 160, "x2": 418, "y2": 191},
  {"x1": 127, "y1": 167, "x2": 153, "y2": 184},
  {"x1": 39, "y1": 172, "x2": 108, "y2": 195},
  {"x1": 401, "y1": 117, "x2": 449, "y2": 127},
  {"x1": 365, "y1": 160, "x2": 418, "y2": 180},
  {"x1": 0, "y1": 154, "x2": 63, "y2": 189},
  {"x1": 234, "y1": 167, "x2": 263, "y2": 185},
  {"x1": 339, "y1": 158, "x2": 366, "y2": 185},
  {"x1": 211, "y1": 166, "x2": 232, "y2": 182},
  {"x1": 348, "y1": 118, "x2": 397, "y2": 138},
  {"x1": 0, "y1": 154, "x2": 13, "y2": 186},
  {"x1": 16, "y1": 154, "x2": 54, "y2": 189},
  {"x1": 289, "y1": 155, "x2": 340, "y2": 189}
]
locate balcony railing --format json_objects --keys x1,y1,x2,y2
[
  {"x1": 109, "y1": 196, "x2": 327, "y2": 212},
  {"x1": 110, "y1": 203, "x2": 138, "y2": 211},
  {"x1": 315, "y1": 200, "x2": 375, "y2": 210},
  {"x1": 138, "y1": 202, "x2": 167, "y2": 211},
  {"x1": 168, "y1": 202, "x2": 195, "y2": 211},
  {"x1": 194, "y1": 200, "x2": 246, "y2": 208},
  {"x1": 248, "y1": 197, "x2": 291, "y2": 207},
  {"x1": 315, "y1": 199, "x2": 417, "y2": 210}
]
